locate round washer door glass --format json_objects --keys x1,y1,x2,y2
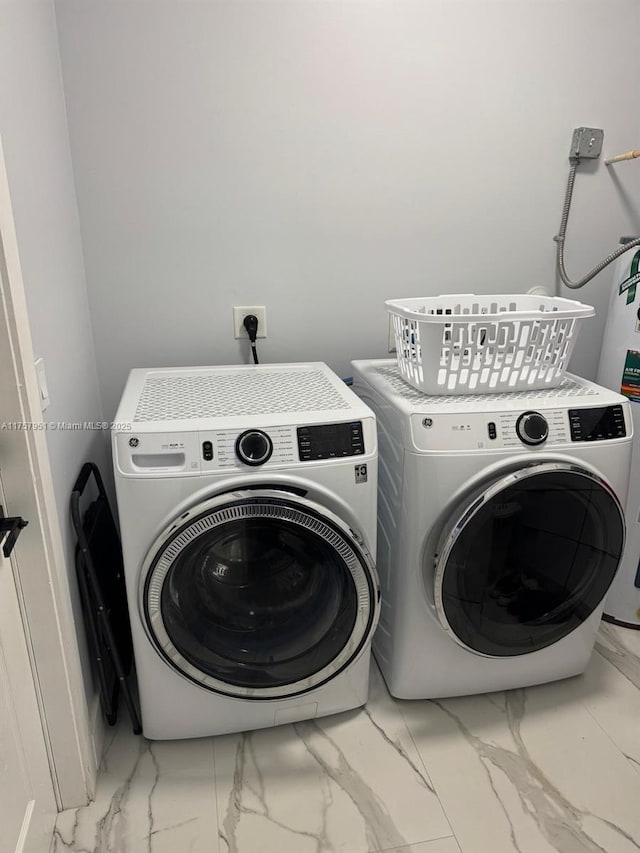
[
  {"x1": 142, "y1": 492, "x2": 377, "y2": 698},
  {"x1": 434, "y1": 464, "x2": 624, "y2": 656}
]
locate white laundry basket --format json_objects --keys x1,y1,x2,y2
[{"x1": 386, "y1": 293, "x2": 594, "y2": 395}]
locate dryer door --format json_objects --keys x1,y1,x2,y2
[
  {"x1": 140, "y1": 489, "x2": 379, "y2": 698},
  {"x1": 433, "y1": 462, "x2": 624, "y2": 657}
]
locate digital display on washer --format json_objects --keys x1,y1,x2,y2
[
  {"x1": 297, "y1": 422, "x2": 364, "y2": 461},
  {"x1": 568, "y1": 405, "x2": 626, "y2": 442}
]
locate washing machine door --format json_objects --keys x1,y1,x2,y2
[
  {"x1": 140, "y1": 489, "x2": 379, "y2": 698},
  {"x1": 433, "y1": 462, "x2": 625, "y2": 657}
]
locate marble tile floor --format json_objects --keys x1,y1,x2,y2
[{"x1": 52, "y1": 622, "x2": 640, "y2": 853}]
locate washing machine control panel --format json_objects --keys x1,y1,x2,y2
[
  {"x1": 207, "y1": 422, "x2": 368, "y2": 467},
  {"x1": 297, "y1": 422, "x2": 365, "y2": 461},
  {"x1": 208, "y1": 420, "x2": 369, "y2": 468},
  {"x1": 235, "y1": 429, "x2": 274, "y2": 466},
  {"x1": 115, "y1": 416, "x2": 376, "y2": 476}
]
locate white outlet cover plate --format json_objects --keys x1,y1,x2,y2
[{"x1": 233, "y1": 306, "x2": 267, "y2": 339}]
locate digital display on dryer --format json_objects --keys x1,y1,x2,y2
[
  {"x1": 568, "y1": 405, "x2": 626, "y2": 442},
  {"x1": 297, "y1": 422, "x2": 364, "y2": 461}
]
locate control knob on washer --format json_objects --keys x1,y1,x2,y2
[
  {"x1": 515, "y1": 411, "x2": 549, "y2": 446},
  {"x1": 235, "y1": 429, "x2": 273, "y2": 466}
]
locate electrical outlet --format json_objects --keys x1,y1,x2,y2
[
  {"x1": 233, "y1": 306, "x2": 267, "y2": 339},
  {"x1": 388, "y1": 315, "x2": 397, "y2": 353}
]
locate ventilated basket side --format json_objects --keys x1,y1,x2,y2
[
  {"x1": 387, "y1": 295, "x2": 593, "y2": 394},
  {"x1": 390, "y1": 311, "x2": 444, "y2": 392},
  {"x1": 387, "y1": 293, "x2": 594, "y2": 322}
]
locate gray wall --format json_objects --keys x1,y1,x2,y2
[
  {"x1": 54, "y1": 0, "x2": 640, "y2": 420},
  {"x1": 0, "y1": 0, "x2": 106, "y2": 703}
]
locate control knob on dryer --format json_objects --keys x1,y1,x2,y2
[
  {"x1": 515, "y1": 411, "x2": 549, "y2": 446},
  {"x1": 235, "y1": 429, "x2": 274, "y2": 466}
]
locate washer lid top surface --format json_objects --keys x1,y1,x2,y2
[
  {"x1": 141, "y1": 489, "x2": 379, "y2": 699},
  {"x1": 113, "y1": 362, "x2": 373, "y2": 430},
  {"x1": 432, "y1": 462, "x2": 625, "y2": 657}
]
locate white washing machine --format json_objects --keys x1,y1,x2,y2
[
  {"x1": 112, "y1": 362, "x2": 380, "y2": 739},
  {"x1": 351, "y1": 359, "x2": 632, "y2": 699}
]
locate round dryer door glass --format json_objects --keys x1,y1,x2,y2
[
  {"x1": 434, "y1": 464, "x2": 624, "y2": 657},
  {"x1": 141, "y1": 491, "x2": 377, "y2": 699}
]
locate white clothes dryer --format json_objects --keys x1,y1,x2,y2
[
  {"x1": 351, "y1": 359, "x2": 631, "y2": 699},
  {"x1": 112, "y1": 362, "x2": 380, "y2": 739}
]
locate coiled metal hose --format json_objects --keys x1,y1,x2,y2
[{"x1": 555, "y1": 160, "x2": 640, "y2": 289}]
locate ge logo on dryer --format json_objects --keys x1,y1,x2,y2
[{"x1": 422, "y1": 417, "x2": 434, "y2": 429}]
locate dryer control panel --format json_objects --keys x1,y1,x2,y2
[
  {"x1": 410, "y1": 404, "x2": 630, "y2": 452},
  {"x1": 568, "y1": 405, "x2": 626, "y2": 442},
  {"x1": 495, "y1": 409, "x2": 569, "y2": 448}
]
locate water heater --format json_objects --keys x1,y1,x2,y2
[{"x1": 596, "y1": 239, "x2": 640, "y2": 627}]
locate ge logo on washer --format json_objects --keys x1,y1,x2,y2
[
  {"x1": 129, "y1": 437, "x2": 140, "y2": 447},
  {"x1": 355, "y1": 464, "x2": 368, "y2": 484},
  {"x1": 422, "y1": 417, "x2": 434, "y2": 429}
]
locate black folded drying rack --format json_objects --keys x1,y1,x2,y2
[{"x1": 70, "y1": 462, "x2": 141, "y2": 734}]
